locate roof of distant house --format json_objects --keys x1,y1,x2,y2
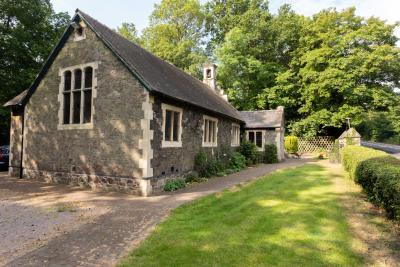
[
  {"x1": 339, "y1": 128, "x2": 361, "y2": 139},
  {"x1": 240, "y1": 108, "x2": 284, "y2": 128},
  {"x1": 4, "y1": 10, "x2": 243, "y2": 122}
]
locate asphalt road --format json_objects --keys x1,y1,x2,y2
[{"x1": 361, "y1": 140, "x2": 400, "y2": 159}]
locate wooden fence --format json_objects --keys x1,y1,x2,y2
[{"x1": 298, "y1": 136, "x2": 335, "y2": 153}]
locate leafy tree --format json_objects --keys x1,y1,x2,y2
[
  {"x1": 0, "y1": 0, "x2": 70, "y2": 145},
  {"x1": 205, "y1": 0, "x2": 269, "y2": 52},
  {"x1": 215, "y1": 3, "x2": 304, "y2": 110},
  {"x1": 117, "y1": 22, "x2": 140, "y2": 44},
  {"x1": 266, "y1": 8, "x2": 400, "y2": 137},
  {"x1": 141, "y1": 0, "x2": 206, "y2": 77}
]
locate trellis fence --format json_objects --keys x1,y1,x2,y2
[{"x1": 298, "y1": 136, "x2": 335, "y2": 153}]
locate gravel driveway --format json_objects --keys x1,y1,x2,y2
[{"x1": 0, "y1": 158, "x2": 308, "y2": 267}]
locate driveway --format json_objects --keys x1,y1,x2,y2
[
  {"x1": 0, "y1": 158, "x2": 309, "y2": 267},
  {"x1": 361, "y1": 140, "x2": 400, "y2": 159}
]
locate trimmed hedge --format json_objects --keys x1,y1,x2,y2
[{"x1": 342, "y1": 146, "x2": 400, "y2": 220}]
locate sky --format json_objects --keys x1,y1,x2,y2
[{"x1": 51, "y1": 0, "x2": 400, "y2": 38}]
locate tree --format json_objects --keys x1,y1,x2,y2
[
  {"x1": 117, "y1": 22, "x2": 140, "y2": 44},
  {"x1": 205, "y1": 0, "x2": 269, "y2": 53},
  {"x1": 267, "y1": 8, "x2": 400, "y2": 137},
  {"x1": 141, "y1": 0, "x2": 206, "y2": 77},
  {"x1": 215, "y1": 3, "x2": 304, "y2": 111},
  {"x1": 0, "y1": 0, "x2": 70, "y2": 145}
]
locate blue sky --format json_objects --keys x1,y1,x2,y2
[{"x1": 51, "y1": 0, "x2": 400, "y2": 37}]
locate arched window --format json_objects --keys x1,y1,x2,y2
[
  {"x1": 84, "y1": 67, "x2": 93, "y2": 88},
  {"x1": 60, "y1": 65, "x2": 95, "y2": 126},
  {"x1": 63, "y1": 71, "x2": 72, "y2": 124},
  {"x1": 83, "y1": 67, "x2": 93, "y2": 123},
  {"x1": 74, "y1": 69, "x2": 82, "y2": 89}
]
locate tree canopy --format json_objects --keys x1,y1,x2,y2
[
  {"x1": 266, "y1": 8, "x2": 400, "y2": 137},
  {"x1": 0, "y1": 0, "x2": 70, "y2": 145},
  {"x1": 140, "y1": 0, "x2": 207, "y2": 77},
  {"x1": 117, "y1": 22, "x2": 140, "y2": 44}
]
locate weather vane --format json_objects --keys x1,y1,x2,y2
[{"x1": 346, "y1": 117, "x2": 351, "y2": 130}]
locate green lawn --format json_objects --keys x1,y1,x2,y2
[{"x1": 119, "y1": 164, "x2": 363, "y2": 267}]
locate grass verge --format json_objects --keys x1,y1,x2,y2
[{"x1": 119, "y1": 164, "x2": 363, "y2": 267}]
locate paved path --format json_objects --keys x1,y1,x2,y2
[
  {"x1": 1, "y1": 159, "x2": 309, "y2": 267},
  {"x1": 361, "y1": 140, "x2": 400, "y2": 158}
]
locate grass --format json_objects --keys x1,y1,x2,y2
[{"x1": 119, "y1": 164, "x2": 363, "y2": 267}]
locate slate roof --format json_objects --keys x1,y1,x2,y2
[
  {"x1": 240, "y1": 109, "x2": 284, "y2": 128},
  {"x1": 339, "y1": 128, "x2": 361, "y2": 139},
  {"x1": 4, "y1": 90, "x2": 28, "y2": 107},
  {"x1": 4, "y1": 10, "x2": 243, "y2": 122}
]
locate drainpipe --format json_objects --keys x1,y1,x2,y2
[{"x1": 19, "y1": 107, "x2": 24, "y2": 179}]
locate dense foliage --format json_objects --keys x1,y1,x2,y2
[
  {"x1": 342, "y1": 146, "x2": 400, "y2": 220},
  {"x1": 0, "y1": 0, "x2": 70, "y2": 145},
  {"x1": 263, "y1": 144, "x2": 278, "y2": 163},
  {"x1": 239, "y1": 141, "x2": 259, "y2": 165},
  {"x1": 164, "y1": 178, "x2": 186, "y2": 191},
  {"x1": 284, "y1": 136, "x2": 299, "y2": 154},
  {"x1": 267, "y1": 8, "x2": 400, "y2": 137},
  {"x1": 140, "y1": 0, "x2": 206, "y2": 77}
]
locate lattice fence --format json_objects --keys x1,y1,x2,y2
[{"x1": 298, "y1": 136, "x2": 335, "y2": 153}]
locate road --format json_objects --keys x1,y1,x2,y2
[{"x1": 361, "y1": 140, "x2": 400, "y2": 159}]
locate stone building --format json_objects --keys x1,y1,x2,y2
[
  {"x1": 4, "y1": 10, "x2": 284, "y2": 196},
  {"x1": 240, "y1": 108, "x2": 285, "y2": 160}
]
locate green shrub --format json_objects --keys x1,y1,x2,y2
[
  {"x1": 218, "y1": 144, "x2": 234, "y2": 166},
  {"x1": 342, "y1": 146, "x2": 387, "y2": 179},
  {"x1": 207, "y1": 159, "x2": 224, "y2": 177},
  {"x1": 194, "y1": 150, "x2": 226, "y2": 178},
  {"x1": 285, "y1": 136, "x2": 299, "y2": 154},
  {"x1": 264, "y1": 144, "x2": 278, "y2": 163},
  {"x1": 184, "y1": 172, "x2": 201, "y2": 183},
  {"x1": 342, "y1": 146, "x2": 400, "y2": 220},
  {"x1": 194, "y1": 150, "x2": 208, "y2": 177},
  {"x1": 229, "y1": 152, "x2": 246, "y2": 171},
  {"x1": 239, "y1": 141, "x2": 258, "y2": 165},
  {"x1": 164, "y1": 179, "x2": 186, "y2": 191}
]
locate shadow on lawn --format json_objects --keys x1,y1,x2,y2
[{"x1": 121, "y1": 164, "x2": 363, "y2": 267}]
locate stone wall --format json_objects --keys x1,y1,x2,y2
[
  {"x1": 24, "y1": 168, "x2": 141, "y2": 194},
  {"x1": 8, "y1": 109, "x2": 24, "y2": 177},
  {"x1": 20, "y1": 22, "x2": 148, "y2": 193},
  {"x1": 151, "y1": 95, "x2": 240, "y2": 181}
]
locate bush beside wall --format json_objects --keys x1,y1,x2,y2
[
  {"x1": 342, "y1": 146, "x2": 400, "y2": 220},
  {"x1": 264, "y1": 144, "x2": 278, "y2": 163},
  {"x1": 285, "y1": 136, "x2": 299, "y2": 154}
]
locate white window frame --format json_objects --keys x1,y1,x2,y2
[
  {"x1": 161, "y1": 103, "x2": 183, "y2": 148},
  {"x1": 246, "y1": 130, "x2": 265, "y2": 151},
  {"x1": 57, "y1": 62, "x2": 99, "y2": 130},
  {"x1": 202, "y1": 115, "x2": 218, "y2": 147},
  {"x1": 231, "y1": 123, "x2": 240, "y2": 147}
]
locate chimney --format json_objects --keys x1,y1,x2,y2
[
  {"x1": 203, "y1": 63, "x2": 217, "y2": 90},
  {"x1": 203, "y1": 63, "x2": 228, "y2": 101}
]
